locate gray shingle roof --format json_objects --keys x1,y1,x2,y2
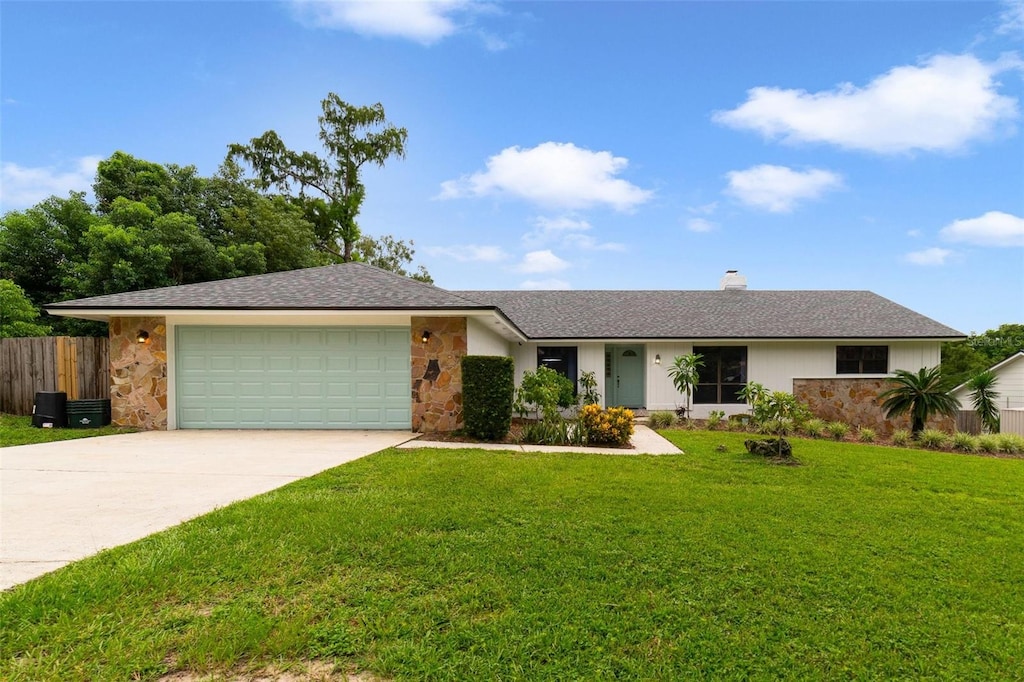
[
  {"x1": 46, "y1": 263, "x2": 963, "y2": 339},
  {"x1": 457, "y1": 289, "x2": 963, "y2": 339},
  {"x1": 47, "y1": 262, "x2": 487, "y2": 311}
]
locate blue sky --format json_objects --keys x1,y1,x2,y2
[{"x1": 2, "y1": 1, "x2": 1022, "y2": 335}]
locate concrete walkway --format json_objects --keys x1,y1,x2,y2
[
  {"x1": 0, "y1": 430, "x2": 414, "y2": 590},
  {"x1": 398, "y1": 424, "x2": 683, "y2": 455}
]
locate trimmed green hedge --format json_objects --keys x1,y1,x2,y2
[{"x1": 461, "y1": 355, "x2": 514, "y2": 440}]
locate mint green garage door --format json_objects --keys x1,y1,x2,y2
[{"x1": 176, "y1": 326, "x2": 411, "y2": 429}]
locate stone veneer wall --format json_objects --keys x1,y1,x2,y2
[
  {"x1": 109, "y1": 316, "x2": 168, "y2": 430},
  {"x1": 411, "y1": 316, "x2": 467, "y2": 433},
  {"x1": 793, "y1": 377, "x2": 954, "y2": 436}
]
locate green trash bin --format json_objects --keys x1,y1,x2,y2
[{"x1": 66, "y1": 399, "x2": 112, "y2": 428}]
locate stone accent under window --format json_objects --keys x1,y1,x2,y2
[
  {"x1": 109, "y1": 316, "x2": 168, "y2": 430},
  {"x1": 411, "y1": 316, "x2": 467, "y2": 433},
  {"x1": 793, "y1": 377, "x2": 953, "y2": 435}
]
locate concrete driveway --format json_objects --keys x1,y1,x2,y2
[{"x1": 0, "y1": 430, "x2": 414, "y2": 590}]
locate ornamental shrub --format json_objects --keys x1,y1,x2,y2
[
  {"x1": 978, "y1": 435, "x2": 1001, "y2": 453},
  {"x1": 951, "y1": 432, "x2": 980, "y2": 453},
  {"x1": 857, "y1": 427, "x2": 876, "y2": 443},
  {"x1": 514, "y1": 365, "x2": 575, "y2": 421},
  {"x1": 706, "y1": 410, "x2": 726, "y2": 430},
  {"x1": 918, "y1": 429, "x2": 950, "y2": 450},
  {"x1": 891, "y1": 429, "x2": 912, "y2": 447},
  {"x1": 647, "y1": 411, "x2": 676, "y2": 429},
  {"x1": 803, "y1": 418, "x2": 826, "y2": 439},
  {"x1": 998, "y1": 434, "x2": 1024, "y2": 454},
  {"x1": 461, "y1": 355, "x2": 514, "y2": 441},
  {"x1": 580, "y1": 404, "x2": 634, "y2": 446},
  {"x1": 825, "y1": 421, "x2": 850, "y2": 441}
]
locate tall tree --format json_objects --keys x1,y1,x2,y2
[
  {"x1": 228, "y1": 93, "x2": 408, "y2": 262},
  {"x1": 879, "y1": 366, "x2": 961, "y2": 436}
]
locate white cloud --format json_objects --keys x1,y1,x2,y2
[
  {"x1": 688, "y1": 201, "x2": 718, "y2": 215},
  {"x1": 521, "y1": 215, "x2": 624, "y2": 251},
  {"x1": 563, "y1": 233, "x2": 626, "y2": 251},
  {"x1": 290, "y1": 0, "x2": 466, "y2": 44},
  {"x1": 998, "y1": 0, "x2": 1024, "y2": 35},
  {"x1": 522, "y1": 215, "x2": 591, "y2": 246},
  {"x1": 724, "y1": 164, "x2": 843, "y2": 213},
  {"x1": 713, "y1": 54, "x2": 1019, "y2": 154},
  {"x1": 520, "y1": 278, "x2": 571, "y2": 290},
  {"x1": 686, "y1": 217, "x2": 717, "y2": 233},
  {"x1": 905, "y1": 247, "x2": 955, "y2": 266},
  {"x1": 516, "y1": 249, "x2": 570, "y2": 274},
  {"x1": 423, "y1": 244, "x2": 508, "y2": 262},
  {"x1": 0, "y1": 156, "x2": 100, "y2": 211},
  {"x1": 439, "y1": 142, "x2": 653, "y2": 211},
  {"x1": 939, "y1": 211, "x2": 1024, "y2": 247},
  {"x1": 907, "y1": 229, "x2": 923, "y2": 237}
]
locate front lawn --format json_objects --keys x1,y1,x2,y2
[
  {"x1": 0, "y1": 413, "x2": 133, "y2": 447},
  {"x1": 2, "y1": 432, "x2": 1023, "y2": 680}
]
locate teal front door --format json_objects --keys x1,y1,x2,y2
[
  {"x1": 607, "y1": 345, "x2": 645, "y2": 408},
  {"x1": 175, "y1": 326, "x2": 411, "y2": 429}
]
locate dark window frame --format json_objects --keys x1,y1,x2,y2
[
  {"x1": 537, "y1": 346, "x2": 578, "y2": 390},
  {"x1": 693, "y1": 346, "x2": 748, "y2": 404},
  {"x1": 836, "y1": 345, "x2": 889, "y2": 374}
]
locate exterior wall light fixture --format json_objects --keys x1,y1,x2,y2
[
  {"x1": 421, "y1": 330, "x2": 431, "y2": 344},
  {"x1": 136, "y1": 330, "x2": 150, "y2": 344},
  {"x1": 654, "y1": 354, "x2": 661, "y2": 365}
]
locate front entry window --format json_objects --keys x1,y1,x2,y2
[
  {"x1": 537, "y1": 346, "x2": 578, "y2": 387},
  {"x1": 694, "y1": 346, "x2": 747, "y2": 404}
]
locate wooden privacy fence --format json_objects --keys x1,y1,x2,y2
[{"x1": 0, "y1": 336, "x2": 109, "y2": 416}]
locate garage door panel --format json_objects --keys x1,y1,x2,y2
[
  {"x1": 177, "y1": 326, "x2": 411, "y2": 429},
  {"x1": 267, "y1": 382, "x2": 293, "y2": 397},
  {"x1": 237, "y1": 356, "x2": 264, "y2": 371},
  {"x1": 296, "y1": 356, "x2": 323, "y2": 372}
]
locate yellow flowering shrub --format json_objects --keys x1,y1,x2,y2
[{"x1": 579, "y1": 404, "x2": 635, "y2": 446}]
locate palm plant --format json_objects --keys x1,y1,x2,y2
[
  {"x1": 667, "y1": 353, "x2": 703, "y2": 421},
  {"x1": 878, "y1": 366, "x2": 961, "y2": 437},
  {"x1": 967, "y1": 370, "x2": 1000, "y2": 433}
]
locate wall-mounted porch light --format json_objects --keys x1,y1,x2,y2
[
  {"x1": 654, "y1": 354, "x2": 661, "y2": 365},
  {"x1": 421, "y1": 330, "x2": 431, "y2": 344},
  {"x1": 136, "y1": 330, "x2": 150, "y2": 344}
]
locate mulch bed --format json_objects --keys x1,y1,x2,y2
[{"x1": 414, "y1": 418, "x2": 634, "y2": 449}]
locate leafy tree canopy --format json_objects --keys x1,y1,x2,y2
[
  {"x1": 941, "y1": 323, "x2": 1024, "y2": 387},
  {"x1": 1, "y1": 107, "x2": 432, "y2": 337},
  {"x1": 0, "y1": 279, "x2": 51, "y2": 338},
  {"x1": 228, "y1": 93, "x2": 408, "y2": 263}
]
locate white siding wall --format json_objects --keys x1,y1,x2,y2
[
  {"x1": 466, "y1": 317, "x2": 511, "y2": 356},
  {"x1": 998, "y1": 359, "x2": 1024, "y2": 409},
  {"x1": 952, "y1": 355, "x2": 1024, "y2": 410},
  {"x1": 646, "y1": 340, "x2": 943, "y2": 419},
  {"x1": 646, "y1": 342, "x2": 693, "y2": 413},
  {"x1": 578, "y1": 343, "x2": 606, "y2": 404}
]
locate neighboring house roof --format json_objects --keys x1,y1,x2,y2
[
  {"x1": 458, "y1": 289, "x2": 963, "y2": 339},
  {"x1": 46, "y1": 263, "x2": 964, "y2": 340},
  {"x1": 951, "y1": 351, "x2": 1024, "y2": 396}
]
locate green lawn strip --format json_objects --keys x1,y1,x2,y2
[
  {"x1": 2, "y1": 434, "x2": 1023, "y2": 680},
  {"x1": 0, "y1": 413, "x2": 134, "y2": 447}
]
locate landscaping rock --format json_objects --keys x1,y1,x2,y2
[{"x1": 745, "y1": 438, "x2": 792, "y2": 458}]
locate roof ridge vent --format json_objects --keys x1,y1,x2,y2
[{"x1": 719, "y1": 270, "x2": 747, "y2": 291}]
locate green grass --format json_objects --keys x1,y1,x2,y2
[
  {"x1": 0, "y1": 413, "x2": 133, "y2": 447},
  {"x1": 2, "y1": 431, "x2": 1023, "y2": 680}
]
